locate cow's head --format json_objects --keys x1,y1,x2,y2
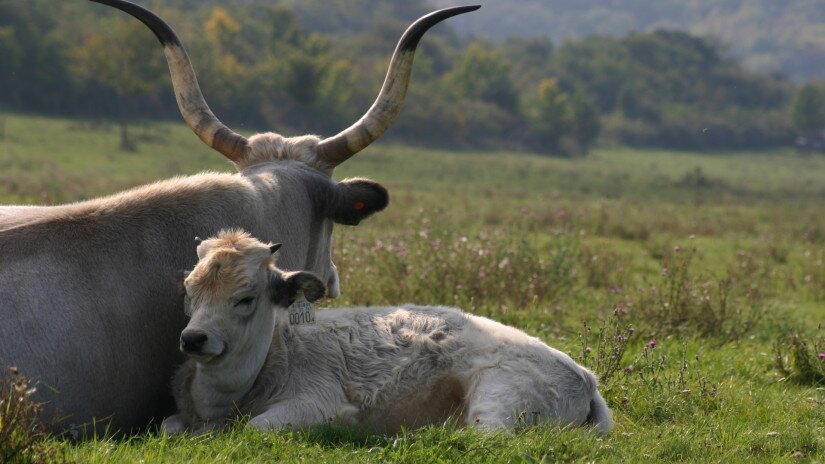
[
  {"x1": 91, "y1": 0, "x2": 478, "y2": 298},
  {"x1": 180, "y1": 230, "x2": 324, "y2": 365}
]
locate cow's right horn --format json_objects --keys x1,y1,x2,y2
[
  {"x1": 315, "y1": 5, "x2": 480, "y2": 167},
  {"x1": 89, "y1": 0, "x2": 250, "y2": 163}
]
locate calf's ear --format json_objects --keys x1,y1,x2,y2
[
  {"x1": 176, "y1": 270, "x2": 191, "y2": 296},
  {"x1": 329, "y1": 177, "x2": 388, "y2": 225},
  {"x1": 268, "y1": 270, "x2": 327, "y2": 307}
]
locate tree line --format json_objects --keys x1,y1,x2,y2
[
  {"x1": 431, "y1": 0, "x2": 825, "y2": 82},
  {"x1": 0, "y1": 0, "x2": 821, "y2": 155}
]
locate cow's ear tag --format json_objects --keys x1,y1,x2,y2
[{"x1": 287, "y1": 292, "x2": 315, "y2": 325}]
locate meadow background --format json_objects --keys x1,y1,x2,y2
[
  {"x1": 2, "y1": 0, "x2": 825, "y2": 462},
  {"x1": 1, "y1": 114, "x2": 824, "y2": 462}
]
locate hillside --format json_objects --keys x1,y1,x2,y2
[
  {"x1": 0, "y1": 0, "x2": 815, "y2": 153},
  {"x1": 432, "y1": 0, "x2": 825, "y2": 81}
]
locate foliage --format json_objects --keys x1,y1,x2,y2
[
  {"x1": 431, "y1": 0, "x2": 825, "y2": 81},
  {"x1": 0, "y1": 0, "x2": 804, "y2": 154},
  {"x1": 791, "y1": 83, "x2": 825, "y2": 135},
  {"x1": 71, "y1": 17, "x2": 166, "y2": 150},
  {"x1": 627, "y1": 246, "x2": 769, "y2": 342},
  {"x1": 0, "y1": 368, "x2": 66, "y2": 464},
  {"x1": 775, "y1": 329, "x2": 825, "y2": 385},
  {"x1": 577, "y1": 314, "x2": 634, "y2": 385},
  {"x1": 554, "y1": 31, "x2": 795, "y2": 149},
  {"x1": 444, "y1": 42, "x2": 518, "y2": 112}
]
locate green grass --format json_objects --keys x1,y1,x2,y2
[{"x1": 1, "y1": 113, "x2": 824, "y2": 462}]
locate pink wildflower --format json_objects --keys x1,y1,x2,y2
[
  {"x1": 646, "y1": 338, "x2": 657, "y2": 349},
  {"x1": 614, "y1": 302, "x2": 628, "y2": 316},
  {"x1": 818, "y1": 353, "x2": 825, "y2": 360}
]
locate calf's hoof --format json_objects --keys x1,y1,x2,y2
[{"x1": 161, "y1": 414, "x2": 186, "y2": 435}]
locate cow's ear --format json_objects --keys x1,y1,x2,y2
[
  {"x1": 329, "y1": 177, "x2": 388, "y2": 225},
  {"x1": 176, "y1": 270, "x2": 191, "y2": 295},
  {"x1": 268, "y1": 270, "x2": 326, "y2": 307}
]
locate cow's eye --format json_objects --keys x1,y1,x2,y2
[{"x1": 234, "y1": 297, "x2": 255, "y2": 308}]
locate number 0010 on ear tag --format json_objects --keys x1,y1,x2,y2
[{"x1": 287, "y1": 294, "x2": 315, "y2": 325}]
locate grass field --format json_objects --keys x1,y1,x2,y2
[{"x1": 1, "y1": 113, "x2": 824, "y2": 463}]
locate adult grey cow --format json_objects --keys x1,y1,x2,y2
[{"x1": 0, "y1": 0, "x2": 478, "y2": 434}]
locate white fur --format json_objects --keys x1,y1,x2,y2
[{"x1": 167, "y1": 234, "x2": 613, "y2": 435}]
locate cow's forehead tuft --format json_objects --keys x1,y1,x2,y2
[
  {"x1": 211, "y1": 229, "x2": 263, "y2": 249},
  {"x1": 186, "y1": 230, "x2": 271, "y2": 302}
]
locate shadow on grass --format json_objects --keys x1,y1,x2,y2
[{"x1": 298, "y1": 423, "x2": 393, "y2": 449}]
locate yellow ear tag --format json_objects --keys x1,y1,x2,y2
[{"x1": 287, "y1": 293, "x2": 315, "y2": 325}]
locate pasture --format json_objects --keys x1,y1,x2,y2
[{"x1": 1, "y1": 113, "x2": 824, "y2": 462}]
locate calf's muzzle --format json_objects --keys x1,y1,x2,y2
[{"x1": 180, "y1": 330, "x2": 208, "y2": 354}]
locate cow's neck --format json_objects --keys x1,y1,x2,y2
[
  {"x1": 191, "y1": 322, "x2": 282, "y2": 420},
  {"x1": 237, "y1": 324, "x2": 291, "y2": 413}
]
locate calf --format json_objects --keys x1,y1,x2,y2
[{"x1": 164, "y1": 230, "x2": 613, "y2": 435}]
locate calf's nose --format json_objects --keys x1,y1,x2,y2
[{"x1": 180, "y1": 330, "x2": 208, "y2": 353}]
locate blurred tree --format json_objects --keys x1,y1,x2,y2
[
  {"x1": 267, "y1": 6, "x2": 303, "y2": 51},
  {"x1": 553, "y1": 37, "x2": 629, "y2": 113},
  {"x1": 569, "y1": 91, "x2": 600, "y2": 151},
  {"x1": 0, "y1": 26, "x2": 22, "y2": 104},
  {"x1": 0, "y1": 0, "x2": 72, "y2": 112},
  {"x1": 445, "y1": 42, "x2": 518, "y2": 112},
  {"x1": 618, "y1": 83, "x2": 660, "y2": 122},
  {"x1": 199, "y1": 7, "x2": 259, "y2": 125},
  {"x1": 501, "y1": 37, "x2": 554, "y2": 88},
  {"x1": 72, "y1": 18, "x2": 165, "y2": 150},
  {"x1": 524, "y1": 78, "x2": 570, "y2": 151},
  {"x1": 791, "y1": 83, "x2": 825, "y2": 135},
  {"x1": 0, "y1": 0, "x2": 804, "y2": 152},
  {"x1": 205, "y1": 7, "x2": 242, "y2": 55}
]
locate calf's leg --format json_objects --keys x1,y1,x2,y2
[
  {"x1": 249, "y1": 397, "x2": 351, "y2": 431},
  {"x1": 464, "y1": 366, "x2": 590, "y2": 430},
  {"x1": 161, "y1": 414, "x2": 187, "y2": 435}
]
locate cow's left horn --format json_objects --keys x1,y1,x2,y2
[
  {"x1": 89, "y1": 0, "x2": 250, "y2": 163},
  {"x1": 315, "y1": 5, "x2": 480, "y2": 167}
]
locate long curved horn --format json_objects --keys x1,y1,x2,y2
[
  {"x1": 316, "y1": 5, "x2": 480, "y2": 167},
  {"x1": 89, "y1": 0, "x2": 250, "y2": 163}
]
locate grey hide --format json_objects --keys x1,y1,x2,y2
[
  {"x1": 0, "y1": 0, "x2": 478, "y2": 435},
  {"x1": 0, "y1": 161, "x2": 385, "y2": 433}
]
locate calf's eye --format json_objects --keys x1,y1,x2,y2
[{"x1": 235, "y1": 297, "x2": 255, "y2": 308}]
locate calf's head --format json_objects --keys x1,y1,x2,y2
[{"x1": 180, "y1": 230, "x2": 325, "y2": 364}]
